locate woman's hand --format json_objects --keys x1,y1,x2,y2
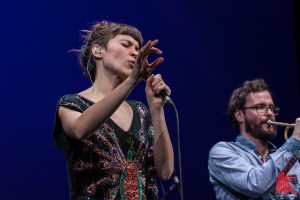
[
  {"x1": 129, "y1": 39, "x2": 164, "y2": 83},
  {"x1": 145, "y1": 74, "x2": 171, "y2": 109}
]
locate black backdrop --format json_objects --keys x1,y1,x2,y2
[{"x1": 1, "y1": 0, "x2": 299, "y2": 199}]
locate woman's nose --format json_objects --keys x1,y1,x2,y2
[{"x1": 130, "y1": 47, "x2": 138, "y2": 58}]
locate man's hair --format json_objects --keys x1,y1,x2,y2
[
  {"x1": 227, "y1": 78, "x2": 272, "y2": 129},
  {"x1": 74, "y1": 20, "x2": 143, "y2": 82}
]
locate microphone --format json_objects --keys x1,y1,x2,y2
[
  {"x1": 159, "y1": 90, "x2": 176, "y2": 108},
  {"x1": 143, "y1": 73, "x2": 176, "y2": 108}
]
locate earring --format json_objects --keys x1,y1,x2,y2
[{"x1": 96, "y1": 48, "x2": 101, "y2": 54}]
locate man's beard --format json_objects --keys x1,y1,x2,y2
[{"x1": 245, "y1": 117, "x2": 277, "y2": 141}]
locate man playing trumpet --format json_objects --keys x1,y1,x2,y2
[{"x1": 208, "y1": 78, "x2": 300, "y2": 199}]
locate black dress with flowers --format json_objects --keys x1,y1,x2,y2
[{"x1": 53, "y1": 94, "x2": 158, "y2": 200}]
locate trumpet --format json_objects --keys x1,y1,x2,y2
[{"x1": 267, "y1": 120, "x2": 295, "y2": 140}]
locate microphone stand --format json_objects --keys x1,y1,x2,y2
[{"x1": 159, "y1": 171, "x2": 182, "y2": 200}]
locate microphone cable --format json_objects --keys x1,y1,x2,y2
[{"x1": 166, "y1": 97, "x2": 184, "y2": 200}]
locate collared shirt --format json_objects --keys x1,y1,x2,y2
[{"x1": 208, "y1": 135, "x2": 300, "y2": 200}]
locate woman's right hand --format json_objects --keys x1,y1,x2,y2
[{"x1": 129, "y1": 39, "x2": 164, "y2": 83}]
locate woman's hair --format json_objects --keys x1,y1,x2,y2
[
  {"x1": 76, "y1": 20, "x2": 143, "y2": 82},
  {"x1": 227, "y1": 78, "x2": 272, "y2": 129}
]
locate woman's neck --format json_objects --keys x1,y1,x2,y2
[{"x1": 79, "y1": 73, "x2": 123, "y2": 103}]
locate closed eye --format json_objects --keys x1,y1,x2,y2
[
  {"x1": 121, "y1": 40, "x2": 139, "y2": 51},
  {"x1": 121, "y1": 42, "x2": 130, "y2": 48}
]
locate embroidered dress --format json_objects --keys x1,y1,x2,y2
[{"x1": 53, "y1": 94, "x2": 158, "y2": 200}]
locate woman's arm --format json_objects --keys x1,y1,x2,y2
[
  {"x1": 146, "y1": 74, "x2": 174, "y2": 180},
  {"x1": 59, "y1": 40, "x2": 164, "y2": 140},
  {"x1": 58, "y1": 78, "x2": 137, "y2": 140}
]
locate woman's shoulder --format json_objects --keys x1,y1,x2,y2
[
  {"x1": 57, "y1": 93, "x2": 79, "y2": 104},
  {"x1": 56, "y1": 93, "x2": 92, "y2": 111}
]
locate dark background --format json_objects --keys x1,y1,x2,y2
[{"x1": 1, "y1": 0, "x2": 299, "y2": 199}]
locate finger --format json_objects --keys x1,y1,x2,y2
[
  {"x1": 154, "y1": 81, "x2": 164, "y2": 94},
  {"x1": 295, "y1": 118, "x2": 300, "y2": 128},
  {"x1": 143, "y1": 57, "x2": 164, "y2": 77},
  {"x1": 153, "y1": 83, "x2": 171, "y2": 97},
  {"x1": 142, "y1": 40, "x2": 161, "y2": 56},
  {"x1": 153, "y1": 75, "x2": 171, "y2": 95},
  {"x1": 148, "y1": 57, "x2": 164, "y2": 67},
  {"x1": 138, "y1": 40, "x2": 152, "y2": 62},
  {"x1": 142, "y1": 40, "x2": 153, "y2": 50},
  {"x1": 141, "y1": 40, "x2": 158, "y2": 54},
  {"x1": 146, "y1": 74, "x2": 155, "y2": 85},
  {"x1": 151, "y1": 74, "x2": 163, "y2": 86},
  {"x1": 146, "y1": 47, "x2": 163, "y2": 55},
  {"x1": 151, "y1": 75, "x2": 169, "y2": 94},
  {"x1": 139, "y1": 40, "x2": 162, "y2": 64},
  {"x1": 149, "y1": 39, "x2": 159, "y2": 48},
  {"x1": 145, "y1": 74, "x2": 155, "y2": 92},
  {"x1": 157, "y1": 85, "x2": 171, "y2": 96},
  {"x1": 293, "y1": 118, "x2": 300, "y2": 138}
]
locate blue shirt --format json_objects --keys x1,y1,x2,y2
[{"x1": 208, "y1": 135, "x2": 300, "y2": 200}]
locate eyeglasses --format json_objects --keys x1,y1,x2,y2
[{"x1": 241, "y1": 104, "x2": 280, "y2": 116}]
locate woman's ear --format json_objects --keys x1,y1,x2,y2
[{"x1": 92, "y1": 44, "x2": 103, "y2": 58}]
